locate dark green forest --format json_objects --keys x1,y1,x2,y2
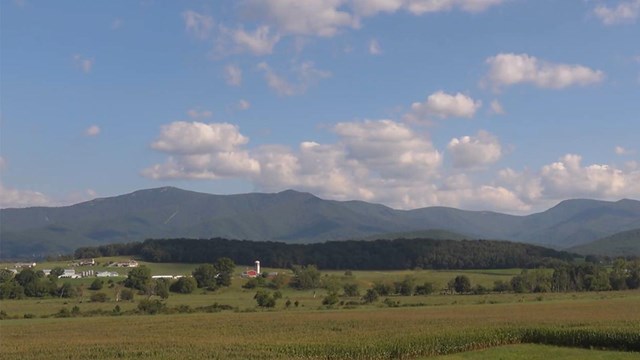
[{"x1": 74, "y1": 237, "x2": 575, "y2": 270}]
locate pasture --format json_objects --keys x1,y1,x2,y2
[{"x1": 1, "y1": 258, "x2": 639, "y2": 359}]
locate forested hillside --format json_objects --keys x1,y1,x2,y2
[{"x1": 75, "y1": 237, "x2": 576, "y2": 270}]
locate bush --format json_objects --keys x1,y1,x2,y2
[
  {"x1": 137, "y1": 299, "x2": 165, "y2": 314},
  {"x1": 343, "y1": 283, "x2": 360, "y2": 297},
  {"x1": 322, "y1": 292, "x2": 339, "y2": 306},
  {"x1": 170, "y1": 277, "x2": 198, "y2": 294},
  {"x1": 363, "y1": 288, "x2": 379, "y2": 303},
  {"x1": 120, "y1": 288, "x2": 134, "y2": 301},
  {"x1": 89, "y1": 279, "x2": 104, "y2": 291},
  {"x1": 90, "y1": 292, "x2": 109, "y2": 302},
  {"x1": 414, "y1": 282, "x2": 435, "y2": 295}
]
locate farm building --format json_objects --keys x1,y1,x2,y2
[
  {"x1": 96, "y1": 271, "x2": 119, "y2": 277},
  {"x1": 241, "y1": 260, "x2": 261, "y2": 278}
]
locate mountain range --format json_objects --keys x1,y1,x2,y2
[{"x1": 1, "y1": 187, "x2": 639, "y2": 259}]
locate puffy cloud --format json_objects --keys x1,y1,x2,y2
[
  {"x1": 84, "y1": 125, "x2": 101, "y2": 137},
  {"x1": 73, "y1": 54, "x2": 93, "y2": 74},
  {"x1": 257, "y1": 61, "x2": 331, "y2": 96},
  {"x1": 407, "y1": 91, "x2": 481, "y2": 121},
  {"x1": 334, "y1": 119, "x2": 442, "y2": 178},
  {"x1": 447, "y1": 130, "x2": 502, "y2": 168},
  {"x1": 0, "y1": 183, "x2": 52, "y2": 208},
  {"x1": 224, "y1": 64, "x2": 242, "y2": 86},
  {"x1": 182, "y1": 10, "x2": 214, "y2": 39},
  {"x1": 593, "y1": 0, "x2": 640, "y2": 25},
  {"x1": 151, "y1": 121, "x2": 249, "y2": 154},
  {"x1": 247, "y1": 0, "x2": 359, "y2": 37},
  {"x1": 368, "y1": 38, "x2": 382, "y2": 55},
  {"x1": 485, "y1": 53, "x2": 605, "y2": 90},
  {"x1": 540, "y1": 154, "x2": 640, "y2": 199},
  {"x1": 144, "y1": 121, "x2": 259, "y2": 179}
]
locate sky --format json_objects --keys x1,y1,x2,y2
[{"x1": 1, "y1": 0, "x2": 639, "y2": 214}]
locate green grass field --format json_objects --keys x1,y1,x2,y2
[
  {"x1": 1, "y1": 258, "x2": 639, "y2": 359},
  {"x1": 430, "y1": 344, "x2": 640, "y2": 360}
]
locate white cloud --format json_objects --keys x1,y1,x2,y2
[
  {"x1": 84, "y1": 125, "x2": 101, "y2": 137},
  {"x1": 615, "y1": 146, "x2": 629, "y2": 155},
  {"x1": 183, "y1": 10, "x2": 214, "y2": 39},
  {"x1": 368, "y1": 38, "x2": 382, "y2": 55},
  {"x1": 0, "y1": 183, "x2": 52, "y2": 208},
  {"x1": 224, "y1": 64, "x2": 242, "y2": 86},
  {"x1": 151, "y1": 121, "x2": 249, "y2": 154},
  {"x1": 485, "y1": 53, "x2": 605, "y2": 89},
  {"x1": 490, "y1": 99, "x2": 505, "y2": 115},
  {"x1": 231, "y1": 26, "x2": 280, "y2": 55},
  {"x1": 351, "y1": 0, "x2": 505, "y2": 16},
  {"x1": 237, "y1": 99, "x2": 251, "y2": 110},
  {"x1": 407, "y1": 91, "x2": 481, "y2": 121},
  {"x1": 447, "y1": 130, "x2": 502, "y2": 169},
  {"x1": 258, "y1": 61, "x2": 331, "y2": 96},
  {"x1": 73, "y1": 54, "x2": 94, "y2": 74},
  {"x1": 247, "y1": 0, "x2": 359, "y2": 37},
  {"x1": 144, "y1": 121, "x2": 259, "y2": 179},
  {"x1": 593, "y1": 0, "x2": 640, "y2": 25},
  {"x1": 539, "y1": 154, "x2": 640, "y2": 199}
]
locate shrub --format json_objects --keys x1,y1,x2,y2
[
  {"x1": 170, "y1": 277, "x2": 198, "y2": 294},
  {"x1": 89, "y1": 279, "x2": 104, "y2": 291},
  {"x1": 120, "y1": 288, "x2": 134, "y2": 301},
  {"x1": 90, "y1": 292, "x2": 108, "y2": 302},
  {"x1": 137, "y1": 299, "x2": 165, "y2": 314}
]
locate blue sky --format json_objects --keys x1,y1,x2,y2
[{"x1": 1, "y1": 0, "x2": 639, "y2": 213}]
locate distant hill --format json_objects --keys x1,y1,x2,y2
[
  {"x1": 1, "y1": 186, "x2": 639, "y2": 259},
  {"x1": 361, "y1": 229, "x2": 470, "y2": 241},
  {"x1": 569, "y1": 229, "x2": 640, "y2": 257}
]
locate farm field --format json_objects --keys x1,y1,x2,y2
[
  {"x1": 1, "y1": 293, "x2": 639, "y2": 359},
  {"x1": 1, "y1": 258, "x2": 640, "y2": 359},
  {"x1": 429, "y1": 344, "x2": 640, "y2": 360}
]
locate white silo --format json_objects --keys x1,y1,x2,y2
[{"x1": 255, "y1": 260, "x2": 260, "y2": 274}]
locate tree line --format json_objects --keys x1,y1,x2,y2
[{"x1": 74, "y1": 237, "x2": 575, "y2": 270}]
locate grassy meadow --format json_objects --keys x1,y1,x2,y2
[{"x1": 1, "y1": 257, "x2": 639, "y2": 359}]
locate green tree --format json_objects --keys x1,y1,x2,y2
[
  {"x1": 50, "y1": 267, "x2": 65, "y2": 278},
  {"x1": 254, "y1": 289, "x2": 276, "y2": 308},
  {"x1": 120, "y1": 288, "x2": 135, "y2": 301},
  {"x1": 363, "y1": 288, "x2": 379, "y2": 303},
  {"x1": 291, "y1": 265, "x2": 321, "y2": 290},
  {"x1": 58, "y1": 282, "x2": 78, "y2": 298},
  {"x1": 124, "y1": 266, "x2": 151, "y2": 290},
  {"x1": 89, "y1": 278, "x2": 104, "y2": 290},
  {"x1": 452, "y1": 275, "x2": 471, "y2": 294},
  {"x1": 137, "y1": 299, "x2": 165, "y2": 314},
  {"x1": 343, "y1": 283, "x2": 360, "y2": 297},
  {"x1": 0, "y1": 269, "x2": 14, "y2": 283},
  {"x1": 213, "y1": 257, "x2": 236, "y2": 287},
  {"x1": 192, "y1": 264, "x2": 219, "y2": 290},
  {"x1": 170, "y1": 277, "x2": 197, "y2": 294},
  {"x1": 609, "y1": 259, "x2": 628, "y2": 290},
  {"x1": 322, "y1": 292, "x2": 339, "y2": 306},
  {"x1": 414, "y1": 282, "x2": 435, "y2": 295},
  {"x1": 154, "y1": 279, "x2": 170, "y2": 299},
  {"x1": 397, "y1": 276, "x2": 416, "y2": 296},
  {"x1": 372, "y1": 281, "x2": 393, "y2": 296}
]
